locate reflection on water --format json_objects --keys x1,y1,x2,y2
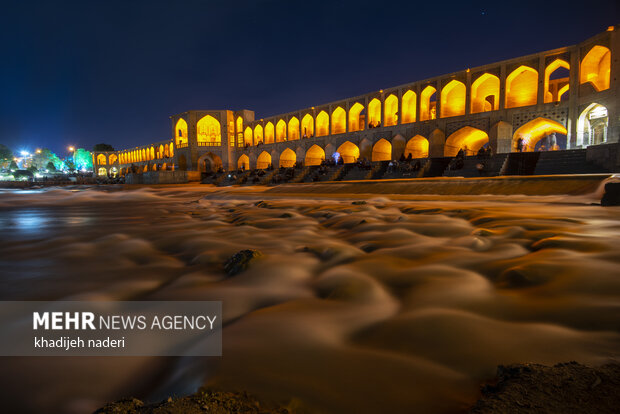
[{"x1": 0, "y1": 185, "x2": 619, "y2": 414}]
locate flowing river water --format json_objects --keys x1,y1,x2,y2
[{"x1": 0, "y1": 184, "x2": 619, "y2": 413}]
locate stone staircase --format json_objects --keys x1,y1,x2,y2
[
  {"x1": 533, "y1": 149, "x2": 610, "y2": 175},
  {"x1": 421, "y1": 157, "x2": 452, "y2": 177},
  {"x1": 443, "y1": 154, "x2": 508, "y2": 177}
]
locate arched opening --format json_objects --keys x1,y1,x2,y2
[
  {"x1": 175, "y1": 118, "x2": 188, "y2": 147},
  {"x1": 506, "y1": 66, "x2": 538, "y2": 108},
  {"x1": 348, "y1": 103, "x2": 365, "y2": 131},
  {"x1": 384, "y1": 94, "x2": 398, "y2": 126},
  {"x1": 331, "y1": 107, "x2": 346, "y2": 134},
  {"x1": 405, "y1": 135, "x2": 429, "y2": 158},
  {"x1": 401, "y1": 90, "x2": 416, "y2": 123},
  {"x1": 513, "y1": 117, "x2": 567, "y2": 152},
  {"x1": 288, "y1": 117, "x2": 300, "y2": 140},
  {"x1": 445, "y1": 126, "x2": 489, "y2": 157},
  {"x1": 236, "y1": 117, "x2": 243, "y2": 134},
  {"x1": 316, "y1": 111, "x2": 329, "y2": 137},
  {"x1": 420, "y1": 85, "x2": 437, "y2": 121},
  {"x1": 440, "y1": 80, "x2": 466, "y2": 117},
  {"x1": 301, "y1": 114, "x2": 314, "y2": 138},
  {"x1": 372, "y1": 138, "x2": 392, "y2": 161},
  {"x1": 276, "y1": 119, "x2": 287, "y2": 142},
  {"x1": 143, "y1": 165, "x2": 148, "y2": 172},
  {"x1": 237, "y1": 154, "x2": 250, "y2": 170},
  {"x1": 197, "y1": 115, "x2": 221, "y2": 146},
  {"x1": 254, "y1": 125, "x2": 264, "y2": 145},
  {"x1": 471, "y1": 73, "x2": 499, "y2": 113},
  {"x1": 97, "y1": 154, "x2": 107, "y2": 165},
  {"x1": 109, "y1": 154, "x2": 118, "y2": 164},
  {"x1": 198, "y1": 152, "x2": 223, "y2": 172},
  {"x1": 264, "y1": 122, "x2": 275, "y2": 144},
  {"x1": 97, "y1": 167, "x2": 107, "y2": 176},
  {"x1": 336, "y1": 141, "x2": 360, "y2": 164},
  {"x1": 169, "y1": 143, "x2": 174, "y2": 157},
  {"x1": 177, "y1": 154, "x2": 187, "y2": 171},
  {"x1": 305, "y1": 144, "x2": 325, "y2": 166},
  {"x1": 244, "y1": 127, "x2": 253, "y2": 146},
  {"x1": 159, "y1": 144, "x2": 165, "y2": 158},
  {"x1": 580, "y1": 45, "x2": 611, "y2": 92},
  {"x1": 577, "y1": 103, "x2": 608, "y2": 147},
  {"x1": 544, "y1": 59, "x2": 570, "y2": 103},
  {"x1": 279, "y1": 148, "x2": 296, "y2": 168},
  {"x1": 151, "y1": 164, "x2": 157, "y2": 171},
  {"x1": 257, "y1": 151, "x2": 272, "y2": 169},
  {"x1": 368, "y1": 98, "x2": 381, "y2": 127}
]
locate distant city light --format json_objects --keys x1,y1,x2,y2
[
  {"x1": 68, "y1": 146, "x2": 75, "y2": 152},
  {"x1": 20, "y1": 151, "x2": 30, "y2": 157}
]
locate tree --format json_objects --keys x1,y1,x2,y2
[
  {"x1": 0, "y1": 144, "x2": 12, "y2": 162},
  {"x1": 9, "y1": 160, "x2": 18, "y2": 171},
  {"x1": 64, "y1": 159, "x2": 76, "y2": 172},
  {"x1": 46, "y1": 161, "x2": 56, "y2": 171},
  {"x1": 33, "y1": 149, "x2": 63, "y2": 171},
  {"x1": 93, "y1": 143, "x2": 115, "y2": 152},
  {"x1": 73, "y1": 148, "x2": 93, "y2": 171}
]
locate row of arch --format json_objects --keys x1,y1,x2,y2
[
  {"x1": 172, "y1": 45, "x2": 610, "y2": 149},
  {"x1": 234, "y1": 115, "x2": 581, "y2": 170},
  {"x1": 113, "y1": 142, "x2": 174, "y2": 165}
]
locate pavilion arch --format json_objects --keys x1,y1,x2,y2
[
  {"x1": 544, "y1": 59, "x2": 570, "y2": 103},
  {"x1": 236, "y1": 116, "x2": 243, "y2": 134},
  {"x1": 316, "y1": 111, "x2": 329, "y2": 137},
  {"x1": 420, "y1": 85, "x2": 437, "y2": 121},
  {"x1": 336, "y1": 141, "x2": 360, "y2": 164},
  {"x1": 349, "y1": 103, "x2": 365, "y2": 131},
  {"x1": 372, "y1": 139, "x2": 392, "y2": 161},
  {"x1": 197, "y1": 115, "x2": 221, "y2": 145},
  {"x1": 237, "y1": 154, "x2": 250, "y2": 170},
  {"x1": 305, "y1": 144, "x2": 325, "y2": 166},
  {"x1": 276, "y1": 119, "x2": 287, "y2": 142},
  {"x1": 331, "y1": 107, "x2": 346, "y2": 134},
  {"x1": 444, "y1": 126, "x2": 489, "y2": 157},
  {"x1": 279, "y1": 148, "x2": 296, "y2": 168},
  {"x1": 141, "y1": 149, "x2": 146, "y2": 161},
  {"x1": 97, "y1": 167, "x2": 107, "y2": 176},
  {"x1": 257, "y1": 151, "x2": 272, "y2": 169},
  {"x1": 513, "y1": 117, "x2": 567, "y2": 152},
  {"x1": 401, "y1": 90, "x2": 416, "y2": 123},
  {"x1": 405, "y1": 135, "x2": 429, "y2": 159},
  {"x1": 580, "y1": 45, "x2": 611, "y2": 92},
  {"x1": 577, "y1": 103, "x2": 608, "y2": 146},
  {"x1": 505, "y1": 65, "x2": 538, "y2": 108},
  {"x1": 197, "y1": 152, "x2": 223, "y2": 172},
  {"x1": 254, "y1": 124, "x2": 264, "y2": 144},
  {"x1": 109, "y1": 154, "x2": 118, "y2": 164},
  {"x1": 471, "y1": 73, "x2": 499, "y2": 113},
  {"x1": 149, "y1": 147, "x2": 155, "y2": 160},
  {"x1": 169, "y1": 143, "x2": 174, "y2": 157},
  {"x1": 244, "y1": 127, "x2": 253, "y2": 146},
  {"x1": 440, "y1": 80, "x2": 466, "y2": 117},
  {"x1": 392, "y1": 134, "x2": 406, "y2": 160},
  {"x1": 301, "y1": 114, "x2": 314, "y2": 138},
  {"x1": 97, "y1": 154, "x2": 107, "y2": 165},
  {"x1": 368, "y1": 98, "x2": 381, "y2": 127},
  {"x1": 288, "y1": 117, "x2": 300, "y2": 140},
  {"x1": 384, "y1": 94, "x2": 398, "y2": 126},
  {"x1": 264, "y1": 122, "x2": 275, "y2": 144},
  {"x1": 175, "y1": 118, "x2": 188, "y2": 146},
  {"x1": 159, "y1": 144, "x2": 165, "y2": 158}
]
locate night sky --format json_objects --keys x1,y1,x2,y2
[{"x1": 1, "y1": 0, "x2": 618, "y2": 155}]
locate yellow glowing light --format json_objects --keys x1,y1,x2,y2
[
  {"x1": 368, "y1": 98, "x2": 381, "y2": 126},
  {"x1": 305, "y1": 144, "x2": 325, "y2": 166},
  {"x1": 331, "y1": 107, "x2": 346, "y2": 134},
  {"x1": 336, "y1": 141, "x2": 360, "y2": 164},
  {"x1": 505, "y1": 66, "x2": 538, "y2": 108},
  {"x1": 401, "y1": 90, "x2": 416, "y2": 124},
  {"x1": 254, "y1": 124, "x2": 264, "y2": 144},
  {"x1": 420, "y1": 85, "x2": 437, "y2": 121},
  {"x1": 513, "y1": 117, "x2": 567, "y2": 151},
  {"x1": 384, "y1": 94, "x2": 398, "y2": 126},
  {"x1": 196, "y1": 115, "x2": 221, "y2": 145},
  {"x1": 301, "y1": 114, "x2": 314, "y2": 138},
  {"x1": 68, "y1": 146, "x2": 75, "y2": 152},
  {"x1": 276, "y1": 119, "x2": 287, "y2": 142},
  {"x1": 440, "y1": 80, "x2": 466, "y2": 118},
  {"x1": 348, "y1": 103, "x2": 364, "y2": 132},
  {"x1": 444, "y1": 126, "x2": 488, "y2": 156},
  {"x1": 544, "y1": 59, "x2": 570, "y2": 103},
  {"x1": 405, "y1": 135, "x2": 429, "y2": 159},
  {"x1": 279, "y1": 148, "x2": 296, "y2": 168},
  {"x1": 580, "y1": 45, "x2": 611, "y2": 92},
  {"x1": 316, "y1": 111, "x2": 329, "y2": 137},
  {"x1": 175, "y1": 118, "x2": 188, "y2": 146},
  {"x1": 371, "y1": 138, "x2": 392, "y2": 161},
  {"x1": 237, "y1": 154, "x2": 250, "y2": 170},
  {"x1": 256, "y1": 151, "x2": 271, "y2": 169},
  {"x1": 471, "y1": 73, "x2": 499, "y2": 113},
  {"x1": 244, "y1": 127, "x2": 253, "y2": 146},
  {"x1": 264, "y1": 122, "x2": 275, "y2": 144},
  {"x1": 288, "y1": 117, "x2": 300, "y2": 140}
]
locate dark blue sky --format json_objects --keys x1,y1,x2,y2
[{"x1": 0, "y1": 0, "x2": 617, "y2": 155}]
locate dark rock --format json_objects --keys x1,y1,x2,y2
[
  {"x1": 224, "y1": 249, "x2": 262, "y2": 276},
  {"x1": 254, "y1": 200, "x2": 271, "y2": 208},
  {"x1": 352, "y1": 200, "x2": 367, "y2": 205},
  {"x1": 601, "y1": 182, "x2": 620, "y2": 206}
]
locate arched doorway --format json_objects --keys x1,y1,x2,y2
[
  {"x1": 445, "y1": 127, "x2": 489, "y2": 157},
  {"x1": 198, "y1": 152, "x2": 223, "y2": 172},
  {"x1": 580, "y1": 45, "x2": 611, "y2": 92},
  {"x1": 505, "y1": 66, "x2": 538, "y2": 108},
  {"x1": 577, "y1": 103, "x2": 608, "y2": 147},
  {"x1": 257, "y1": 151, "x2": 271, "y2": 169},
  {"x1": 372, "y1": 139, "x2": 392, "y2": 161},
  {"x1": 513, "y1": 118, "x2": 567, "y2": 152},
  {"x1": 237, "y1": 154, "x2": 250, "y2": 170},
  {"x1": 279, "y1": 148, "x2": 296, "y2": 168},
  {"x1": 405, "y1": 135, "x2": 429, "y2": 158},
  {"x1": 305, "y1": 145, "x2": 325, "y2": 166},
  {"x1": 471, "y1": 73, "x2": 499, "y2": 113},
  {"x1": 440, "y1": 80, "x2": 466, "y2": 117},
  {"x1": 336, "y1": 141, "x2": 360, "y2": 164}
]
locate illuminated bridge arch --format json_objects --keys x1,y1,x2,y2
[
  {"x1": 577, "y1": 103, "x2": 608, "y2": 147},
  {"x1": 349, "y1": 103, "x2": 364, "y2": 132},
  {"x1": 580, "y1": 45, "x2": 610, "y2": 92},
  {"x1": 97, "y1": 154, "x2": 107, "y2": 165},
  {"x1": 445, "y1": 126, "x2": 489, "y2": 157},
  {"x1": 254, "y1": 124, "x2": 264, "y2": 145},
  {"x1": 264, "y1": 122, "x2": 275, "y2": 144},
  {"x1": 244, "y1": 127, "x2": 253, "y2": 146},
  {"x1": 506, "y1": 66, "x2": 538, "y2": 108},
  {"x1": 513, "y1": 117, "x2": 567, "y2": 152},
  {"x1": 401, "y1": 90, "x2": 416, "y2": 123},
  {"x1": 405, "y1": 135, "x2": 429, "y2": 159},
  {"x1": 301, "y1": 114, "x2": 314, "y2": 138},
  {"x1": 276, "y1": 119, "x2": 287, "y2": 142},
  {"x1": 372, "y1": 138, "x2": 392, "y2": 161},
  {"x1": 305, "y1": 144, "x2": 325, "y2": 166},
  {"x1": 420, "y1": 85, "x2": 437, "y2": 121},
  {"x1": 196, "y1": 115, "x2": 221, "y2": 145},
  {"x1": 237, "y1": 154, "x2": 249, "y2": 170},
  {"x1": 384, "y1": 94, "x2": 398, "y2": 126},
  {"x1": 256, "y1": 151, "x2": 272, "y2": 169},
  {"x1": 288, "y1": 117, "x2": 300, "y2": 140},
  {"x1": 471, "y1": 73, "x2": 499, "y2": 113},
  {"x1": 279, "y1": 148, "x2": 296, "y2": 168},
  {"x1": 316, "y1": 111, "x2": 329, "y2": 137},
  {"x1": 368, "y1": 98, "x2": 381, "y2": 127},
  {"x1": 440, "y1": 80, "x2": 466, "y2": 117},
  {"x1": 336, "y1": 141, "x2": 360, "y2": 164},
  {"x1": 331, "y1": 107, "x2": 346, "y2": 134},
  {"x1": 544, "y1": 59, "x2": 570, "y2": 103},
  {"x1": 175, "y1": 118, "x2": 188, "y2": 146}
]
